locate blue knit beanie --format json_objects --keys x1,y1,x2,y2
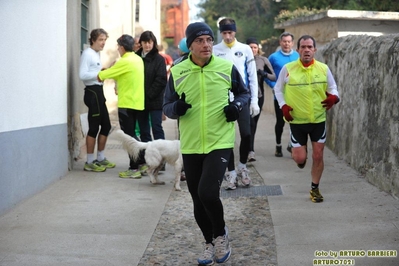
[
  {"x1": 185, "y1": 22, "x2": 214, "y2": 48},
  {"x1": 179, "y1": 37, "x2": 190, "y2": 53}
]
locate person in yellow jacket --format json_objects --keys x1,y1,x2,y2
[
  {"x1": 98, "y1": 34, "x2": 148, "y2": 179},
  {"x1": 274, "y1": 35, "x2": 340, "y2": 203}
]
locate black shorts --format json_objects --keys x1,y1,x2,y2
[
  {"x1": 84, "y1": 85, "x2": 111, "y2": 137},
  {"x1": 289, "y1": 122, "x2": 326, "y2": 147},
  {"x1": 84, "y1": 85, "x2": 106, "y2": 117}
]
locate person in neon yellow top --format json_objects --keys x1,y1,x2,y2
[
  {"x1": 164, "y1": 22, "x2": 249, "y2": 265},
  {"x1": 274, "y1": 35, "x2": 340, "y2": 203},
  {"x1": 98, "y1": 34, "x2": 148, "y2": 179}
]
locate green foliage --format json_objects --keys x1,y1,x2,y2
[
  {"x1": 275, "y1": 6, "x2": 328, "y2": 23},
  {"x1": 285, "y1": 0, "x2": 399, "y2": 12},
  {"x1": 197, "y1": 0, "x2": 283, "y2": 43},
  {"x1": 195, "y1": 0, "x2": 399, "y2": 41},
  {"x1": 285, "y1": 0, "x2": 336, "y2": 10}
]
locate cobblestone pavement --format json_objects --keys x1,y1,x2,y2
[{"x1": 138, "y1": 164, "x2": 278, "y2": 266}]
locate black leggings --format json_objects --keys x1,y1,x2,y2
[
  {"x1": 274, "y1": 99, "x2": 285, "y2": 145},
  {"x1": 84, "y1": 85, "x2": 111, "y2": 138},
  {"x1": 183, "y1": 148, "x2": 231, "y2": 243},
  {"x1": 227, "y1": 104, "x2": 251, "y2": 170},
  {"x1": 250, "y1": 95, "x2": 265, "y2": 152},
  {"x1": 118, "y1": 108, "x2": 147, "y2": 169}
]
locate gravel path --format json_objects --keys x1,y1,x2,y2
[{"x1": 138, "y1": 164, "x2": 278, "y2": 266}]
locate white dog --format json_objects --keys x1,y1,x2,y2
[{"x1": 114, "y1": 129, "x2": 183, "y2": 191}]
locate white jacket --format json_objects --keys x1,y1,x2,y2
[{"x1": 213, "y1": 40, "x2": 258, "y2": 106}]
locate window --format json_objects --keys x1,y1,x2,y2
[
  {"x1": 135, "y1": 0, "x2": 140, "y2": 22},
  {"x1": 154, "y1": 0, "x2": 157, "y2": 20},
  {"x1": 81, "y1": 0, "x2": 89, "y2": 52}
]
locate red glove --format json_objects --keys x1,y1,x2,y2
[
  {"x1": 321, "y1": 93, "x2": 339, "y2": 110},
  {"x1": 281, "y1": 104, "x2": 294, "y2": 122}
]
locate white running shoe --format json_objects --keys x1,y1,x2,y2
[
  {"x1": 225, "y1": 171, "x2": 237, "y2": 190},
  {"x1": 237, "y1": 167, "x2": 251, "y2": 187},
  {"x1": 197, "y1": 243, "x2": 215, "y2": 265},
  {"x1": 214, "y1": 227, "x2": 231, "y2": 263},
  {"x1": 247, "y1": 151, "x2": 256, "y2": 162}
]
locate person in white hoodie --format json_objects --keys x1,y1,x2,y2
[{"x1": 213, "y1": 17, "x2": 259, "y2": 190}]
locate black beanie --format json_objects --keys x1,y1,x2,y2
[
  {"x1": 246, "y1": 37, "x2": 258, "y2": 45},
  {"x1": 185, "y1": 22, "x2": 214, "y2": 48}
]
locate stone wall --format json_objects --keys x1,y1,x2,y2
[{"x1": 317, "y1": 34, "x2": 399, "y2": 197}]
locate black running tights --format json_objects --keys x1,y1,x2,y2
[
  {"x1": 183, "y1": 149, "x2": 231, "y2": 243},
  {"x1": 274, "y1": 99, "x2": 285, "y2": 145}
]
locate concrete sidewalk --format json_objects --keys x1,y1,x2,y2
[
  {"x1": 0, "y1": 118, "x2": 180, "y2": 266},
  {"x1": 0, "y1": 112, "x2": 398, "y2": 266}
]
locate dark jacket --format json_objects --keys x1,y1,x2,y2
[{"x1": 136, "y1": 48, "x2": 167, "y2": 110}]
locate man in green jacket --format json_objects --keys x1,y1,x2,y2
[
  {"x1": 163, "y1": 22, "x2": 250, "y2": 265},
  {"x1": 98, "y1": 34, "x2": 148, "y2": 179}
]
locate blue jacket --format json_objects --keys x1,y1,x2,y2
[{"x1": 265, "y1": 49, "x2": 299, "y2": 89}]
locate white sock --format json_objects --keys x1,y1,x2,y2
[
  {"x1": 276, "y1": 143, "x2": 282, "y2": 147},
  {"x1": 229, "y1": 170, "x2": 237, "y2": 177},
  {"x1": 97, "y1": 150, "x2": 105, "y2": 161},
  {"x1": 87, "y1": 153, "x2": 95, "y2": 164},
  {"x1": 237, "y1": 162, "x2": 246, "y2": 170},
  {"x1": 228, "y1": 170, "x2": 237, "y2": 181}
]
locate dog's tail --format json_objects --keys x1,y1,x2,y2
[{"x1": 113, "y1": 129, "x2": 148, "y2": 160}]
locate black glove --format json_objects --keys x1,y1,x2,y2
[
  {"x1": 257, "y1": 69, "x2": 266, "y2": 78},
  {"x1": 223, "y1": 102, "x2": 242, "y2": 122},
  {"x1": 174, "y1": 92, "x2": 192, "y2": 116},
  {"x1": 264, "y1": 64, "x2": 273, "y2": 74}
]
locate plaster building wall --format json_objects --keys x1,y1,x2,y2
[
  {"x1": 0, "y1": 0, "x2": 162, "y2": 216},
  {"x1": 69, "y1": 0, "x2": 162, "y2": 167},
  {"x1": 97, "y1": 0, "x2": 135, "y2": 131},
  {"x1": 0, "y1": 0, "x2": 68, "y2": 215},
  {"x1": 283, "y1": 19, "x2": 339, "y2": 47},
  {"x1": 337, "y1": 19, "x2": 399, "y2": 37},
  {"x1": 137, "y1": 0, "x2": 161, "y2": 40},
  {"x1": 282, "y1": 19, "x2": 399, "y2": 48},
  {"x1": 67, "y1": 0, "x2": 104, "y2": 167},
  {"x1": 276, "y1": 10, "x2": 399, "y2": 48},
  {"x1": 67, "y1": 0, "x2": 85, "y2": 165}
]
